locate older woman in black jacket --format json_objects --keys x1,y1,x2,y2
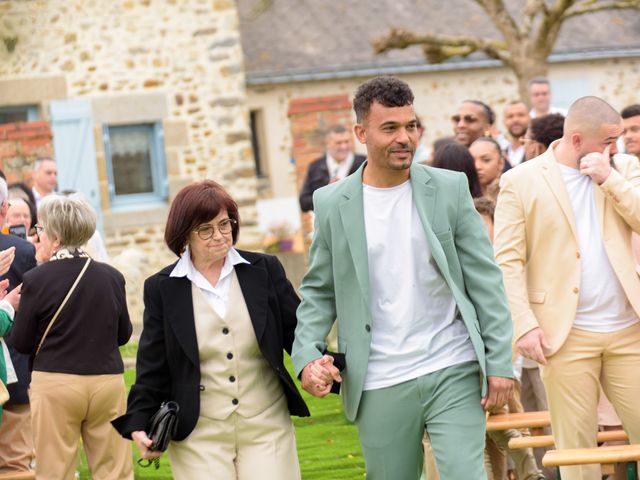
[
  {"x1": 10, "y1": 194, "x2": 133, "y2": 480},
  {"x1": 112, "y1": 180, "x2": 309, "y2": 480}
]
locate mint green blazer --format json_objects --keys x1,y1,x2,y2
[{"x1": 292, "y1": 162, "x2": 513, "y2": 422}]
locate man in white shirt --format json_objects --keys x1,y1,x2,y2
[
  {"x1": 495, "y1": 96, "x2": 640, "y2": 480},
  {"x1": 527, "y1": 77, "x2": 567, "y2": 119},
  {"x1": 30, "y1": 158, "x2": 57, "y2": 207},
  {"x1": 293, "y1": 76, "x2": 514, "y2": 479},
  {"x1": 298, "y1": 125, "x2": 366, "y2": 212},
  {"x1": 502, "y1": 101, "x2": 529, "y2": 167}
]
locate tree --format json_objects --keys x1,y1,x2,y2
[{"x1": 372, "y1": 0, "x2": 640, "y2": 102}]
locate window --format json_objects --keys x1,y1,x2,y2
[
  {"x1": 0, "y1": 105, "x2": 39, "y2": 124},
  {"x1": 103, "y1": 123, "x2": 168, "y2": 207}
]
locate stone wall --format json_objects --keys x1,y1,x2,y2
[{"x1": 0, "y1": 0, "x2": 257, "y2": 324}]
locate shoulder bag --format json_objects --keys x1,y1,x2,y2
[{"x1": 35, "y1": 258, "x2": 91, "y2": 356}]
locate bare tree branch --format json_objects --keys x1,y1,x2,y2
[
  {"x1": 522, "y1": 0, "x2": 548, "y2": 36},
  {"x1": 563, "y1": 0, "x2": 640, "y2": 17},
  {"x1": 533, "y1": 0, "x2": 575, "y2": 55},
  {"x1": 372, "y1": 28, "x2": 509, "y2": 63},
  {"x1": 474, "y1": 0, "x2": 521, "y2": 42}
]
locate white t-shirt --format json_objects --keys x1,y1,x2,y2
[
  {"x1": 362, "y1": 180, "x2": 476, "y2": 391},
  {"x1": 559, "y1": 164, "x2": 638, "y2": 332}
]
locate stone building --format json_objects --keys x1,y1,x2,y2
[
  {"x1": 0, "y1": 0, "x2": 257, "y2": 323},
  {"x1": 238, "y1": 0, "x2": 640, "y2": 201}
]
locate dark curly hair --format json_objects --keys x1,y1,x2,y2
[
  {"x1": 621, "y1": 104, "x2": 640, "y2": 119},
  {"x1": 529, "y1": 113, "x2": 565, "y2": 148},
  {"x1": 353, "y1": 76, "x2": 414, "y2": 123}
]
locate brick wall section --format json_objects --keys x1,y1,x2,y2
[
  {"x1": 0, "y1": 121, "x2": 53, "y2": 183},
  {"x1": 288, "y1": 94, "x2": 354, "y2": 255}
]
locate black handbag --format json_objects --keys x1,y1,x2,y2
[{"x1": 137, "y1": 401, "x2": 179, "y2": 469}]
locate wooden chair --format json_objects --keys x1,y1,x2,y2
[
  {"x1": 485, "y1": 410, "x2": 551, "y2": 432},
  {"x1": 508, "y1": 429, "x2": 629, "y2": 450},
  {"x1": 0, "y1": 471, "x2": 36, "y2": 480},
  {"x1": 543, "y1": 444, "x2": 640, "y2": 480}
]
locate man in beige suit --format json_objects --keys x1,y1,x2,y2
[{"x1": 494, "y1": 96, "x2": 640, "y2": 480}]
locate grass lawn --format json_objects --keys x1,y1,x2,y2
[{"x1": 77, "y1": 356, "x2": 365, "y2": 479}]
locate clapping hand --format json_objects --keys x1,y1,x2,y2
[{"x1": 0, "y1": 247, "x2": 15, "y2": 277}]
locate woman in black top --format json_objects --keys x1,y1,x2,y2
[{"x1": 10, "y1": 194, "x2": 133, "y2": 480}]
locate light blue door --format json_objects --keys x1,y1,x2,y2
[{"x1": 49, "y1": 99, "x2": 103, "y2": 232}]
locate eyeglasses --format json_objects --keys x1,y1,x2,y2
[
  {"x1": 451, "y1": 114, "x2": 479, "y2": 124},
  {"x1": 194, "y1": 219, "x2": 236, "y2": 240},
  {"x1": 34, "y1": 223, "x2": 44, "y2": 242}
]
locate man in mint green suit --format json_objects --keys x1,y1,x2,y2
[{"x1": 292, "y1": 77, "x2": 514, "y2": 479}]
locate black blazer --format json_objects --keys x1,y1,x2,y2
[
  {"x1": 112, "y1": 250, "x2": 310, "y2": 441},
  {"x1": 0, "y1": 234, "x2": 36, "y2": 405},
  {"x1": 299, "y1": 154, "x2": 366, "y2": 212}
]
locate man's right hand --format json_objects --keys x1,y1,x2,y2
[
  {"x1": 516, "y1": 327, "x2": 551, "y2": 365},
  {"x1": 301, "y1": 355, "x2": 342, "y2": 398}
]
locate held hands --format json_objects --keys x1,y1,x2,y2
[
  {"x1": 580, "y1": 144, "x2": 612, "y2": 185},
  {"x1": 131, "y1": 430, "x2": 162, "y2": 461},
  {"x1": 301, "y1": 355, "x2": 342, "y2": 398},
  {"x1": 481, "y1": 376, "x2": 514, "y2": 411},
  {"x1": 516, "y1": 327, "x2": 551, "y2": 365}
]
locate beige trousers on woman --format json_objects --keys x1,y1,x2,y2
[
  {"x1": 169, "y1": 393, "x2": 300, "y2": 480},
  {"x1": 29, "y1": 372, "x2": 133, "y2": 480}
]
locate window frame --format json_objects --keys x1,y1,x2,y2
[
  {"x1": 102, "y1": 122, "x2": 168, "y2": 209},
  {"x1": 0, "y1": 105, "x2": 39, "y2": 124}
]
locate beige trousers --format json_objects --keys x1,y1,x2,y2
[
  {"x1": 29, "y1": 372, "x2": 133, "y2": 480},
  {"x1": 0, "y1": 403, "x2": 33, "y2": 473},
  {"x1": 541, "y1": 323, "x2": 640, "y2": 480},
  {"x1": 169, "y1": 393, "x2": 300, "y2": 480}
]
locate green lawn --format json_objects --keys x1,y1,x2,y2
[{"x1": 78, "y1": 356, "x2": 365, "y2": 479}]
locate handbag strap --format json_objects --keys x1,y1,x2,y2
[{"x1": 35, "y1": 257, "x2": 91, "y2": 357}]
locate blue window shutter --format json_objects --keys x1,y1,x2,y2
[{"x1": 49, "y1": 100, "x2": 103, "y2": 233}]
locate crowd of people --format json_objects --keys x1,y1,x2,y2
[{"x1": 0, "y1": 74, "x2": 638, "y2": 480}]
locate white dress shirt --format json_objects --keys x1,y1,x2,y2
[{"x1": 170, "y1": 247, "x2": 250, "y2": 319}]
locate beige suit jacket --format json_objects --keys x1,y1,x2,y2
[{"x1": 494, "y1": 141, "x2": 640, "y2": 355}]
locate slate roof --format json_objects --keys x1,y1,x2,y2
[{"x1": 237, "y1": 0, "x2": 640, "y2": 84}]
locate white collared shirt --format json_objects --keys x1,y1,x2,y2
[
  {"x1": 326, "y1": 152, "x2": 355, "y2": 183},
  {"x1": 170, "y1": 247, "x2": 250, "y2": 318},
  {"x1": 529, "y1": 105, "x2": 567, "y2": 119}
]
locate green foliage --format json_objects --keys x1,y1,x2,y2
[{"x1": 77, "y1": 356, "x2": 365, "y2": 479}]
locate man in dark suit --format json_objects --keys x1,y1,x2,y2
[
  {"x1": 298, "y1": 125, "x2": 366, "y2": 212},
  {"x1": 0, "y1": 177, "x2": 37, "y2": 475}
]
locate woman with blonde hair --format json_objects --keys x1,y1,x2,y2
[{"x1": 10, "y1": 194, "x2": 133, "y2": 480}]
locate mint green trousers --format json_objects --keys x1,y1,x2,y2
[{"x1": 355, "y1": 361, "x2": 487, "y2": 480}]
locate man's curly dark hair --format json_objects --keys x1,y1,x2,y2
[
  {"x1": 529, "y1": 113, "x2": 565, "y2": 148},
  {"x1": 353, "y1": 76, "x2": 414, "y2": 123}
]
